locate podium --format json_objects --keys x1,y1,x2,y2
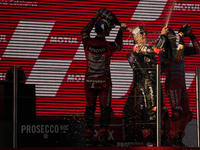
[
  {"x1": 0, "y1": 83, "x2": 35, "y2": 121},
  {"x1": 0, "y1": 83, "x2": 85, "y2": 148},
  {"x1": 0, "y1": 83, "x2": 35, "y2": 148}
]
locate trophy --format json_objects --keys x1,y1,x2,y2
[{"x1": 98, "y1": 8, "x2": 121, "y2": 25}]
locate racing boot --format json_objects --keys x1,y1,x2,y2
[
  {"x1": 98, "y1": 129, "x2": 113, "y2": 147},
  {"x1": 142, "y1": 129, "x2": 156, "y2": 147},
  {"x1": 85, "y1": 129, "x2": 94, "y2": 147},
  {"x1": 172, "y1": 132, "x2": 186, "y2": 147},
  {"x1": 161, "y1": 106, "x2": 171, "y2": 146},
  {"x1": 170, "y1": 106, "x2": 183, "y2": 146},
  {"x1": 177, "y1": 109, "x2": 193, "y2": 147}
]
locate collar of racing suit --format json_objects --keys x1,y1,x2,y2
[{"x1": 95, "y1": 36, "x2": 106, "y2": 41}]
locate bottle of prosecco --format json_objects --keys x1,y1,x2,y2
[{"x1": 179, "y1": 24, "x2": 192, "y2": 37}]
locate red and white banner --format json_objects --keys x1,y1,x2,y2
[{"x1": 0, "y1": 0, "x2": 200, "y2": 119}]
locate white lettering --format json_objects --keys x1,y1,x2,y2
[
  {"x1": 41, "y1": 125, "x2": 45, "y2": 133},
  {"x1": 108, "y1": 130, "x2": 114, "y2": 140},
  {"x1": 94, "y1": 130, "x2": 98, "y2": 139},
  {"x1": 50, "y1": 37, "x2": 78, "y2": 44},
  {"x1": 27, "y1": 125, "x2": 31, "y2": 133},
  {"x1": 187, "y1": 3, "x2": 192, "y2": 11},
  {"x1": 0, "y1": 73, "x2": 5, "y2": 80},
  {"x1": 31, "y1": 125, "x2": 36, "y2": 133},
  {"x1": 88, "y1": 53, "x2": 105, "y2": 62},
  {"x1": 117, "y1": 142, "x2": 139, "y2": 147},
  {"x1": 58, "y1": 37, "x2": 64, "y2": 43},
  {"x1": 88, "y1": 61, "x2": 105, "y2": 70},
  {"x1": 67, "y1": 74, "x2": 74, "y2": 81},
  {"x1": 21, "y1": 125, "x2": 26, "y2": 133},
  {"x1": 74, "y1": 75, "x2": 82, "y2": 81},
  {"x1": 21, "y1": 125, "x2": 60, "y2": 133},
  {"x1": 93, "y1": 129, "x2": 114, "y2": 140},
  {"x1": 45, "y1": 125, "x2": 49, "y2": 133},
  {"x1": 0, "y1": 35, "x2": 7, "y2": 42},
  {"x1": 123, "y1": 39, "x2": 133, "y2": 46},
  {"x1": 60, "y1": 125, "x2": 69, "y2": 131},
  {"x1": 50, "y1": 36, "x2": 57, "y2": 43},
  {"x1": 88, "y1": 47, "x2": 106, "y2": 54},
  {"x1": 174, "y1": 3, "x2": 200, "y2": 11},
  {"x1": 36, "y1": 125, "x2": 40, "y2": 133},
  {"x1": 0, "y1": 0, "x2": 9, "y2": 5},
  {"x1": 181, "y1": 3, "x2": 187, "y2": 11},
  {"x1": 10, "y1": 0, "x2": 37, "y2": 7},
  {"x1": 67, "y1": 74, "x2": 84, "y2": 82}
]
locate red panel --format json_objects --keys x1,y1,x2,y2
[{"x1": 0, "y1": 0, "x2": 200, "y2": 119}]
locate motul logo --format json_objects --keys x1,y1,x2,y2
[
  {"x1": 67, "y1": 74, "x2": 84, "y2": 82},
  {"x1": 50, "y1": 37, "x2": 78, "y2": 44},
  {"x1": 174, "y1": 3, "x2": 200, "y2": 11}
]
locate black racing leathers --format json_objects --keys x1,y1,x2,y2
[{"x1": 127, "y1": 35, "x2": 171, "y2": 142}]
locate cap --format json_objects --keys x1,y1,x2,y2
[
  {"x1": 132, "y1": 26, "x2": 145, "y2": 37},
  {"x1": 168, "y1": 28, "x2": 176, "y2": 40},
  {"x1": 95, "y1": 18, "x2": 115, "y2": 34}
]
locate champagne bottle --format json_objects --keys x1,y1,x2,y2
[{"x1": 179, "y1": 24, "x2": 192, "y2": 37}]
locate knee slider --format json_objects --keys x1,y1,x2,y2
[{"x1": 172, "y1": 106, "x2": 183, "y2": 122}]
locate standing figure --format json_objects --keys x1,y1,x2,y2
[
  {"x1": 127, "y1": 26, "x2": 170, "y2": 146},
  {"x1": 81, "y1": 9, "x2": 127, "y2": 147},
  {"x1": 160, "y1": 24, "x2": 200, "y2": 146}
]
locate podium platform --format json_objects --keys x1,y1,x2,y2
[{"x1": 0, "y1": 146, "x2": 200, "y2": 150}]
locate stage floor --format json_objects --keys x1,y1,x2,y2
[{"x1": 0, "y1": 146, "x2": 200, "y2": 150}]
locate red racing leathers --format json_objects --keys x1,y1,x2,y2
[
  {"x1": 160, "y1": 34, "x2": 200, "y2": 144},
  {"x1": 81, "y1": 18, "x2": 123, "y2": 134}
]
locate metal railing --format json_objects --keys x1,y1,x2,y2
[
  {"x1": 196, "y1": 66, "x2": 200, "y2": 147},
  {"x1": 156, "y1": 64, "x2": 161, "y2": 147},
  {"x1": 13, "y1": 66, "x2": 18, "y2": 148},
  {"x1": 10, "y1": 65, "x2": 200, "y2": 147}
]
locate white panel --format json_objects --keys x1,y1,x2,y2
[
  {"x1": 111, "y1": 60, "x2": 133, "y2": 98},
  {"x1": 26, "y1": 59, "x2": 72, "y2": 97},
  {"x1": 131, "y1": 0, "x2": 168, "y2": 21},
  {"x1": 3, "y1": 20, "x2": 54, "y2": 59}
]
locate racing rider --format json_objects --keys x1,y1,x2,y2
[
  {"x1": 127, "y1": 26, "x2": 171, "y2": 146},
  {"x1": 160, "y1": 24, "x2": 200, "y2": 146},
  {"x1": 81, "y1": 9, "x2": 127, "y2": 147}
]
